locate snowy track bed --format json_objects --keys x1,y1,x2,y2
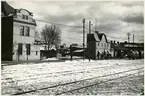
[
  {"x1": 1, "y1": 59, "x2": 144, "y2": 95},
  {"x1": 12, "y1": 67, "x2": 144, "y2": 95}
]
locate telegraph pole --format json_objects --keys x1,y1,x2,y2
[
  {"x1": 133, "y1": 34, "x2": 134, "y2": 47},
  {"x1": 127, "y1": 32, "x2": 131, "y2": 43},
  {"x1": 95, "y1": 18, "x2": 97, "y2": 31},
  {"x1": 83, "y1": 18, "x2": 85, "y2": 60},
  {"x1": 89, "y1": 21, "x2": 91, "y2": 34},
  {"x1": 88, "y1": 21, "x2": 92, "y2": 61}
]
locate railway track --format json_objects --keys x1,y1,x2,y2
[
  {"x1": 2, "y1": 62, "x2": 142, "y2": 84},
  {"x1": 11, "y1": 67, "x2": 143, "y2": 95}
]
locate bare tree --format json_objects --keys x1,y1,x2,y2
[{"x1": 41, "y1": 24, "x2": 61, "y2": 50}]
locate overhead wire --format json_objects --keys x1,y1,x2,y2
[
  {"x1": 35, "y1": 18, "x2": 122, "y2": 40},
  {"x1": 35, "y1": 19, "x2": 83, "y2": 28}
]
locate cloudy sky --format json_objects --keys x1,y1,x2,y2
[{"x1": 7, "y1": 0, "x2": 144, "y2": 46}]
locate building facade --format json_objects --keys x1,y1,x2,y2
[
  {"x1": 2, "y1": 1, "x2": 40, "y2": 61},
  {"x1": 87, "y1": 31, "x2": 111, "y2": 59}
]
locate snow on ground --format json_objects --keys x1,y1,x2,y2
[
  {"x1": 1, "y1": 59, "x2": 144, "y2": 95},
  {"x1": 42, "y1": 57, "x2": 59, "y2": 61}
]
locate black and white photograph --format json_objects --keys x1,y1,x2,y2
[{"x1": 1, "y1": 0, "x2": 144, "y2": 95}]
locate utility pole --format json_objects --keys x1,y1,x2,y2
[
  {"x1": 83, "y1": 18, "x2": 85, "y2": 60},
  {"x1": 127, "y1": 32, "x2": 131, "y2": 43},
  {"x1": 88, "y1": 21, "x2": 92, "y2": 61},
  {"x1": 95, "y1": 18, "x2": 97, "y2": 31},
  {"x1": 89, "y1": 21, "x2": 91, "y2": 34},
  {"x1": 133, "y1": 34, "x2": 134, "y2": 47}
]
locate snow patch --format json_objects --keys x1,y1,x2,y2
[{"x1": 42, "y1": 57, "x2": 59, "y2": 61}]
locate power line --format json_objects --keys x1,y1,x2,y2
[
  {"x1": 35, "y1": 19, "x2": 123, "y2": 40},
  {"x1": 35, "y1": 19, "x2": 83, "y2": 28}
]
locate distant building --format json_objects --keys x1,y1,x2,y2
[
  {"x1": 120, "y1": 42, "x2": 144, "y2": 59},
  {"x1": 110, "y1": 41, "x2": 128, "y2": 58},
  {"x1": 2, "y1": 1, "x2": 40, "y2": 61},
  {"x1": 110, "y1": 41, "x2": 144, "y2": 59},
  {"x1": 87, "y1": 31, "x2": 111, "y2": 59}
]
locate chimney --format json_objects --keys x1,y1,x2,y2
[
  {"x1": 117, "y1": 41, "x2": 119, "y2": 44},
  {"x1": 110, "y1": 40, "x2": 113, "y2": 43},
  {"x1": 114, "y1": 41, "x2": 116, "y2": 44}
]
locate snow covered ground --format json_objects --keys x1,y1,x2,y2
[{"x1": 1, "y1": 59, "x2": 144, "y2": 95}]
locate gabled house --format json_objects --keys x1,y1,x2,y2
[
  {"x1": 2, "y1": 1, "x2": 40, "y2": 61},
  {"x1": 87, "y1": 31, "x2": 111, "y2": 59}
]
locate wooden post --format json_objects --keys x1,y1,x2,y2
[{"x1": 83, "y1": 18, "x2": 85, "y2": 60}]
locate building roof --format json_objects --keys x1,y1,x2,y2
[
  {"x1": 16, "y1": 8, "x2": 33, "y2": 16},
  {"x1": 120, "y1": 42, "x2": 144, "y2": 46},
  {"x1": 87, "y1": 34, "x2": 96, "y2": 42},
  {"x1": 1, "y1": 1, "x2": 15, "y2": 16},
  {"x1": 93, "y1": 32, "x2": 100, "y2": 41},
  {"x1": 111, "y1": 43, "x2": 128, "y2": 50},
  {"x1": 88, "y1": 31, "x2": 108, "y2": 43},
  {"x1": 98, "y1": 33, "x2": 103, "y2": 40}
]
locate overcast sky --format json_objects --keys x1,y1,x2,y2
[{"x1": 7, "y1": 1, "x2": 144, "y2": 46}]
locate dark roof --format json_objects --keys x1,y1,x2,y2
[
  {"x1": 97, "y1": 33, "x2": 108, "y2": 42},
  {"x1": 87, "y1": 32, "x2": 109, "y2": 43},
  {"x1": 120, "y1": 42, "x2": 144, "y2": 46},
  {"x1": 87, "y1": 34, "x2": 96, "y2": 42},
  {"x1": 98, "y1": 33, "x2": 104, "y2": 40},
  {"x1": 16, "y1": 8, "x2": 33, "y2": 16},
  {"x1": 1, "y1": 1, "x2": 15, "y2": 16},
  {"x1": 111, "y1": 43, "x2": 128, "y2": 50}
]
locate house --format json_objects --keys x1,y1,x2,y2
[
  {"x1": 87, "y1": 31, "x2": 111, "y2": 59},
  {"x1": 2, "y1": 1, "x2": 40, "y2": 61}
]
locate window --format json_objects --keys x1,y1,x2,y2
[
  {"x1": 22, "y1": 14, "x2": 28, "y2": 20},
  {"x1": 102, "y1": 43, "x2": 103, "y2": 47},
  {"x1": 22, "y1": 14, "x2": 25, "y2": 19},
  {"x1": 25, "y1": 26, "x2": 30, "y2": 36},
  {"x1": 36, "y1": 51, "x2": 38, "y2": 55},
  {"x1": 20, "y1": 25, "x2": 24, "y2": 36},
  {"x1": 26, "y1": 44, "x2": 31, "y2": 55},
  {"x1": 18, "y1": 43, "x2": 23, "y2": 55},
  {"x1": 26, "y1": 15, "x2": 28, "y2": 20},
  {"x1": 98, "y1": 42, "x2": 99, "y2": 46}
]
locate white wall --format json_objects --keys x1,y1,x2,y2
[
  {"x1": 12, "y1": 9, "x2": 40, "y2": 61},
  {"x1": 13, "y1": 45, "x2": 40, "y2": 61},
  {"x1": 96, "y1": 35, "x2": 111, "y2": 55}
]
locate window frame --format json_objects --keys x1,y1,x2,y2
[
  {"x1": 20, "y1": 25, "x2": 24, "y2": 36},
  {"x1": 36, "y1": 51, "x2": 38, "y2": 55},
  {"x1": 22, "y1": 14, "x2": 28, "y2": 20},
  {"x1": 25, "y1": 15, "x2": 28, "y2": 20},
  {"x1": 26, "y1": 44, "x2": 31, "y2": 55},
  {"x1": 22, "y1": 14, "x2": 25, "y2": 19},
  {"x1": 25, "y1": 26, "x2": 30, "y2": 36},
  {"x1": 18, "y1": 43, "x2": 23, "y2": 55}
]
